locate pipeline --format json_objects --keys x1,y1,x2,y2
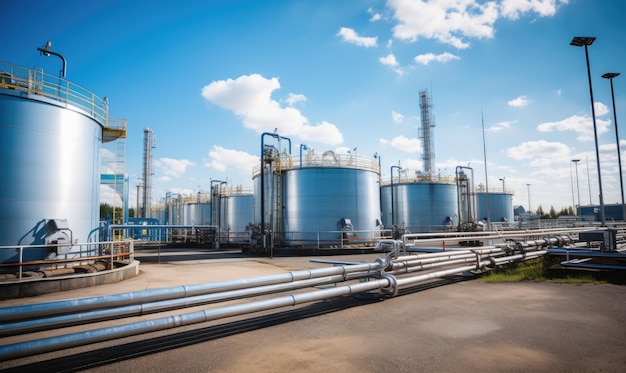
[{"x1": 0, "y1": 241, "x2": 549, "y2": 361}]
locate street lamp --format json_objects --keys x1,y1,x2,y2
[
  {"x1": 37, "y1": 41, "x2": 67, "y2": 78},
  {"x1": 570, "y1": 36, "x2": 605, "y2": 226},
  {"x1": 390, "y1": 165, "x2": 402, "y2": 227},
  {"x1": 572, "y1": 159, "x2": 581, "y2": 215},
  {"x1": 601, "y1": 72, "x2": 625, "y2": 221}
]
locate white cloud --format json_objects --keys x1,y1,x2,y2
[
  {"x1": 392, "y1": 110, "x2": 404, "y2": 123},
  {"x1": 537, "y1": 114, "x2": 611, "y2": 142},
  {"x1": 487, "y1": 120, "x2": 515, "y2": 132},
  {"x1": 205, "y1": 145, "x2": 259, "y2": 174},
  {"x1": 500, "y1": 0, "x2": 567, "y2": 20},
  {"x1": 379, "y1": 53, "x2": 399, "y2": 67},
  {"x1": 379, "y1": 53, "x2": 405, "y2": 75},
  {"x1": 201, "y1": 74, "x2": 344, "y2": 146},
  {"x1": 285, "y1": 93, "x2": 307, "y2": 106},
  {"x1": 379, "y1": 135, "x2": 422, "y2": 153},
  {"x1": 367, "y1": 7, "x2": 382, "y2": 22},
  {"x1": 414, "y1": 52, "x2": 460, "y2": 65},
  {"x1": 507, "y1": 140, "x2": 571, "y2": 167},
  {"x1": 594, "y1": 101, "x2": 609, "y2": 116},
  {"x1": 508, "y1": 95, "x2": 530, "y2": 107},
  {"x1": 389, "y1": 0, "x2": 499, "y2": 49},
  {"x1": 336, "y1": 27, "x2": 377, "y2": 47},
  {"x1": 387, "y1": 0, "x2": 566, "y2": 48},
  {"x1": 155, "y1": 158, "x2": 194, "y2": 177}
]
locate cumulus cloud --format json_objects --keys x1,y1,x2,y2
[
  {"x1": 155, "y1": 157, "x2": 194, "y2": 177},
  {"x1": 387, "y1": 0, "x2": 566, "y2": 48},
  {"x1": 205, "y1": 146, "x2": 259, "y2": 174},
  {"x1": 336, "y1": 27, "x2": 377, "y2": 47},
  {"x1": 201, "y1": 74, "x2": 343, "y2": 145},
  {"x1": 594, "y1": 101, "x2": 609, "y2": 116},
  {"x1": 368, "y1": 6, "x2": 382, "y2": 22},
  {"x1": 537, "y1": 113, "x2": 611, "y2": 142},
  {"x1": 500, "y1": 0, "x2": 567, "y2": 20},
  {"x1": 508, "y1": 95, "x2": 530, "y2": 107},
  {"x1": 285, "y1": 93, "x2": 307, "y2": 106},
  {"x1": 379, "y1": 53, "x2": 405, "y2": 75},
  {"x1": 487, "y1": 120, "x2": 516, "y2": 132},
  {"x1": 414, "y1": 52, "x2": 460, "y2": 65},
  {"x1": 379, "y1": 135, "x2": 422, "y2": 153},
  {"x1": 392, "y1": 111, "x2": 404, "y2": 123},
  {"x1": 379, "y1": 53, "x2": 399, "y2": 67},
  {"x1": 507, "y1": 140, "x2": 571, "y2": 167}
]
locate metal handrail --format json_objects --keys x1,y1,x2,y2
[
  {"x1": 0, "y1": 61, "x2": 109, "y2": 126},
  {"x1": 0, "y1": 240, "x2": 134, "y2": 281},
  {"x1": 252, "y1": 152, "x2": 380, "y2": 178}
]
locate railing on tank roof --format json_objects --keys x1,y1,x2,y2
[
  {"x1": 0, "y1": 61, "x2": 109, "y2": 127},
  {"x1": 252, "y1": 151, "x2": 380, "y2": 178},
  {"x1": 474, "y1": 185, "x2": 515, "y2": 195},
  {"x1": 380, "y1": 173, "x2": 456, "y2": 186}
]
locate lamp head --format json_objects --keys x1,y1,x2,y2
[
  {"x1": 602, "y1": 72, "x2": 620, "y2": 79},
  {"x1": 570, "y1": 36, "x2": 595, "y2": 47}
]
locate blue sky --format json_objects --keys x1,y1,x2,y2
[{"x1": 2, "y1": 0, "x2": 625, "y2": 213}]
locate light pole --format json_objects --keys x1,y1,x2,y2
[
  {"x1": 570, "y1": 161, "x2": 576, "y2": 211},
  {"x1": 526, "y1": 183, "x2": 532, "y2": 214},
  {"x1": 572, "y1": 159, "x2": 581, "y2": 215},
  {"x1": 602, "y1": 72, "x2": 625, "y2": 221},
  {"x1": 390, "y1": 165, "x2": 402, "y2": 227},
  {"x1": 37, "y1": 41, "x2": 67, "y2": 78},
  {"x1": 570, "y1": 36, "x2": 605, "y2": 226}
]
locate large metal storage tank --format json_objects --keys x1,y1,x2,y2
[
  {"x1": 380, "y1": 176, "x2": 458, "y2": 232},
  {"x1": 278, "y1": 151, "x2": 381, "y2": 247},
  {"x1": 0, "y1": 63, "x2": 114, "y2": 265},
  {"x1": 221, "y1": 190, "x2": 254, "y2": 244},
  {"x1": 183, "y1": 203, "x2": 212, "y2": 225},
  {"x1": 476, "y1": 189, "x2": 514, "y2": 223}
]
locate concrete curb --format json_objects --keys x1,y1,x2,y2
[{"x1": 0, "y1": 260, "x2": 140, "y2": 299}]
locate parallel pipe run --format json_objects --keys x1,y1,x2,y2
[
  {"x1": 0, "y1": 260, "x2": 388, "y2": 323},
  {"x1": 0, "y1": 278, "x2": 392, "y2": 361},
  {"x1": 0, "y1": 243, "x2": 553, "y2": 362},
  {"x1": 0, "y1": 275, "x2": 354, "y2": 337}
]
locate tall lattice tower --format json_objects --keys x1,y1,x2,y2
[
  {"x1": 142, "y1": 127, "x2": 156, "y2": 218},
  {"x1": 419, "y1": 89, "x2": 435, "y2": 176}
]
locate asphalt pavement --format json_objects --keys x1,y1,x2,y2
[{"x1": 1, "y1": 247, "x2": 625, "y2": 372}]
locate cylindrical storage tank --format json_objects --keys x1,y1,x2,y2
[
  {"x1": 280, "y1": 151, "x2": 381, "y2": 247},
  {"x1": 476, "y1": 191, "x2": 514, "y2": 223},
  {"x1": 222, "y1": 192, "x2": 254, "y2": 244},
  {"x1": 381, "y1": 178, "x2": 458, "y2": 232},
  {"x1": 183, "y1": 203, "x2": 212, "y2": 225},
  {"x1": 167, "y1": 202, "x2": 184, "y2": 225},
  {"x1": 0, "y1": 64, "x2": 108, "y2": 266}
]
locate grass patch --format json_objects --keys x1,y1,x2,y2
[{"x1": 479, "y1": 257, "x2": 606, "y2": 284}]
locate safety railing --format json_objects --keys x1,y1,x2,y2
[
  {"x1": 0, "y1": 240, "x2": 134, "y2": 282},
  {"x1": 0, "y1": 61, "x2": 109, "y2": 126},
  {"x1": 252, "y1": 151, "x2": 380, "y2": 178}
]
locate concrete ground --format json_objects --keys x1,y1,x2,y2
[{"x1": 1, "y1": 247, "x2": 626, "y2": 372}]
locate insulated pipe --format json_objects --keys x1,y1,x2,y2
[
  {"x1": 0, "y1": 277, "x2": 392, "y2": 361},
  {"x1": 0, "y1": 248, "x2": 551, "y2": 361},
  {"x1": 0, "y1": 257, "x2": 391, "y2": 323},
  {"x1": 0, "y1": 274, "x2": 352, "y2": 337}
]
